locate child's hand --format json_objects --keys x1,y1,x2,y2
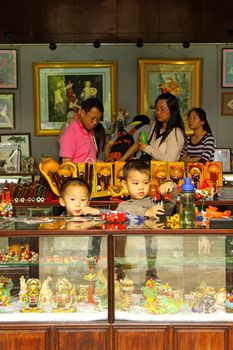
[
  {"x1": 159, "y1": 181, "x2": 174, "y2": 195},
  {"x1": 145, "y1": 205, "x2": 165, "y2": 219},
  {"x1": 81, "y1": 207, "x2": 100, "y2": 216}
]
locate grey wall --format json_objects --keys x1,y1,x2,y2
[{"x1": 1, "y1": 43, "x2": 232, "y2": 162}]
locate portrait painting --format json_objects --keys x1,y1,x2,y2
[{"x1": 34, "y1": 62, "x2": 116, "y2": 136}]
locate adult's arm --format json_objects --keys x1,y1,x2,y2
[
  {"x1": 199, "y1": 134, "x2": 215, "y2": 162},
  {"x1": 59, "y1": 127, "x2": 75, "y2": 161},
  {"x1": 62, "y1": 157, "x2": 72, "y2": 163},
  {"x1": 119, "y1": 142, "x2": 140, "y2": 162},
  {"x1": 144, "y1": 128, "x2": 185, "y2": 162}
]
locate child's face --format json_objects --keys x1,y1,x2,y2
[
  {"x1": 122, "y1": 169, "x2": 150, "y2": 200},
  {"x1": 59, "y1": 184, "x2": 90, "y2": 216}
]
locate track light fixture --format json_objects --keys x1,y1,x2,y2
[
  {"x1": 182, "y1": 41, "x2": 190, "y2": 49},
  {"x1": 227, "y1": 29, "x2": 233, "y2": 37},
  {"x1": 93, "y1": 39, "x2": 101, "y2": 48},
  {"x1": 49, "y1": 41, "x2": 57, "y2": 50},
  {"x1": 136, "y1": 38, "x2": 144, "y2": 48},
  {"x1": 3, "y1": 31, "x2": 13, "y2": 43}
]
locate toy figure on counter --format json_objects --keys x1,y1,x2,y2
[
  {"x1": 52, "y1": 277, "x2": 76, "y2": 312},
  {"x1": 21, "y1": 278, "x2": 43, "y2": 312},
  {"x1": 0, "y1": 190, "x2": 13, "y2": 219},
  {"x1": 0, "y1": 276, "x2": 13, "y2": 306}
]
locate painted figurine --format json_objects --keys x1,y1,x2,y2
[
  {"x1": 0, "y1": 276, "x2": 13, "y2": 306},
  {"x1": 21, "y1": 278, "x2": 43, "y2": 312},
  {"x1": 52, "y1": 277, "x2": 76, "y2": 312}
]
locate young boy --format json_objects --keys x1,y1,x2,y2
[
  {"x1": 58, "y1": 178, "x2": 102, "y2": 258},
  {"x1": 117, "y1": 159, "x2": 177, "y2": 217},
  {"x1": 114, "y1": 159, "x2": 178, "y2": 280}
]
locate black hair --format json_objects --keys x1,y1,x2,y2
[
  {"x1": 132, "y1": 114, "x2": 150, "y2": 125},
  {"x1": 60, "y1": 178, "x2": 90, "y2": 198},
  {"x1": 122, "y1": 159, "x2": 150, "y2": 180},
  {"x1": 81, "y1": 97, "x2": 104, "y2": 115},
  {"x1": 94, "y1": 122, "x2": 106, "y2": 154},
  {"x1": 154, "y1": 93, "x2": 185, "y2": 144},
  {"x1": 187, "y1": 107, "x2": 212, "y2": 134}
]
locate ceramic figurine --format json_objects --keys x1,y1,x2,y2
[
  {"x1": 18, "y1": 275, "x2": 27, "y2": 303},
  {"x1": 119, "y1": 276, "x2": 134, "y2": 311},
  {"x1": 21, "y1": 278, "x2": 43, "y2": 312},
  {"x1": 52, "y1": 277, "x2": 76, "y2": 312},
  {"x1": 78, "y1": 284, "x2": 89, "y2": 303},
  {"x1": 0, "y1": 276, "x2": 13, "y2": 306},
  {"x1": 40, "y1": 276, "x2": 52, "y2": 304},
  {"x1": 94, "y1": 269, "x2": 108, "y2": 308}
]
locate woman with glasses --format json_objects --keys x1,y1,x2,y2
[{"x1": 119, "y1": 93, "x2": 185, "y2": 162}]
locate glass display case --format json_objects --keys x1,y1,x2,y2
[
  {"x1": 0, "y1": 218, "x2": 233, "y2": 350},
  {"x1": 0, "y1": 219, "x2": 108, "y2": 323},
  {"x1": 114, "y1": 234, "x2": 230, "y2": 322}
]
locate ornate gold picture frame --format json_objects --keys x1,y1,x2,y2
[
  {"x1": 33, "y1": 61, "x2": 117, "y2": 136},
  {"x1": 138, "y1": 58, "x2": 202, "y2": 134}
]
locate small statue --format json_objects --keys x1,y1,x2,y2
[
  {"x1": 94, "y1": 269, "x2": 108, "y2": 308},
  {"x1": 18, "y1": 276, "x2": 27, "y2": 303},
  {"x1": 52, "y1": 277, "x2": 76, "y2": 312},
  {"x1": 21, "y1": 278, "x2": 43, "y2": 312},
  {"x1": 40, "y1": 276, "x2": 52, "y2": 305},
  {"x1": 0, "y1": 276, "x2": 13, "y2": 306}
]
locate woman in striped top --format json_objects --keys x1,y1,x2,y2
[{"x1": 180, "y1": 108, "x2": 215, "y2": 164}]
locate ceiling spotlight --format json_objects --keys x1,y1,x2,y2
[
  {"x1": 182, "y1": 41, "x2": 190, "y2": 49},
  {"x1": 136, "y1": 38, "x2": 144, "y2": 48},
  {"x1": 49, "y1": 41, "x2": 57, "y2": 50},
  {"x1": 227, "y1": 29, "x2": 233, "y2": 37},
  {"x1": 3, "y1": 31, "x2": 12, "y2": 43},
  {"x1": 93, "y1": 39, "x2": 101, "y2": 48}
]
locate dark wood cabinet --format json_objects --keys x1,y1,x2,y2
[
  {"x1": 114, "y1": 326, "x2": 168, "y2": 350},
  {"x1": 0, "y1": 328, "x2": 49, "y2": 350},
  {"x1": 55, "y1": 327, "x2": 108, "y2": 350},
  {"x1": 173, "y1": 326, "x2": 229, "y2": 350}
]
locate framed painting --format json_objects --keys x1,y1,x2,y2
[
  {"x1": 33, "y1": 61, "x2": 117, "y2": 136},
  {"x1": 0, "y1": 133, "x2": 31, "y2": 158},
  {"x1": 222, "y1": 48, "x2": 233, "y2": 87},
  {"x1": 221, "y1": 92, "x2": 233, "y2": 115},
  {"x1": 138, "y1": 58, "x2": 202, "y2": 134},
  {"x1": 0, "y1": 49, "x2": 17, "y2": 88},
  {"x1": 0, "y1": 93, "x2": 15, "y2": 129},
  {"x1": 0, "y1": 143, "x2": 20, "y2": 173},
  {"x1": 214, "y1": 148, "x2": 231, "y2": 172}
]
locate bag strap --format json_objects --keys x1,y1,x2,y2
[{"x1": 128, "y1": 122, "x2": 144, "y2": 136}]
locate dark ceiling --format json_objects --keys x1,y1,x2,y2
[{"x1": 1, "y1": 0, "x2": 233, "y2": 44}]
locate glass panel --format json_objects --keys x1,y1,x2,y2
[
  {"x1": 0, "y1": 235, "x2": 107, "y2": 322},
  {"x1": 114, "y1": 234, "x2": 229, "y2": 322}
]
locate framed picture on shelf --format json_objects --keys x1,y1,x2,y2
[
  {"x1": 0, "y1": 93, "x2": 15, "y2": 129},
  {"x1": 0, "y1": 133, "x2": 31, "y2": 158},
  {"x1": 0, "y1": 49, "x2": 17, "y2": 89},
  {"x1": 0, "y1": 143, "x2": 20, "y2": 173},
  {"x1": 33, "y1": 61, "x2": 117, "y2": 136},
  {"x1": 221, "y1": 92, "x2": 233, "y2": 115},
  {"x1": 214, "y1": 148, "x2": 231, "y2": 172},
  {"x1": 222, "y1": 48, "x2": 233, "y2": 87},
  {"x1": 138, "y1": 58, "x2": 202, "y2": 134}
]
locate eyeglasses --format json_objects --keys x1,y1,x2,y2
[
  {"x1": 155, "y1": 107, "x2": 169, "y2": 113},
  {"x1": 87, "y1": 115, "x2": 101, "y2": 124}
]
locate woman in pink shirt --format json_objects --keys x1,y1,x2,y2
[{"x1": 59, "y1": 98, "x2": 104, "y2": 163}]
